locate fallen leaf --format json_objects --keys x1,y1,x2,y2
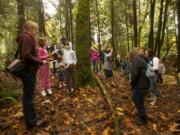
[{"x1": 13, "y1": 112, "x2": 23, "y2": 118}]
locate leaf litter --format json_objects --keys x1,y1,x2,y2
[
  {"x1": 97, "y1": 71, "x2": 180, "y2": 134},
  {"x1": 0, "y1": 71, "x2": 180, "y2": 134}
]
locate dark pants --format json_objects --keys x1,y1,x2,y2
[
  {"x1": 155, "y1": 70, "x2": 159, "y2": 83},
  {"x1": 52, "y1": 62, "x2": 57, "y2": 76},
  {"x1": 21, "y1": 69, "x2": 37, "y2": 128},
  {"x1": 104, "y1": 69, "x2": 113, "y2": 78},
  {"x1": 158, "y1": 74, "x2": 163, "y2": 84},
  {"x1": 65, "y1": 67, "x2": 75, "y2": 90},
  {"x1": 92, "y1": 60, "x2": 98, "y2": 73},
  {"x1": 132, "y1": 88, "x2": 148, "y2": 121},
  {"x1": 58, "y1": 70, "x2": 65, "y2": 81}
]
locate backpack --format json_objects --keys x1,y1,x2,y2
[{"x1": 146, "y1": 60, "x2": 155, "y2": 78}]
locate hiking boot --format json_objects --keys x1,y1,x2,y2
[
  {"x1": 36, "y1": 119, "x2": 46, "y2": 127},
  {"x1": 41, "y1": 90, "x2": 46, "y2": 96},
  {"x1": 135, "y1": 117, "x2": 147, "y2": 126},
  {"x1": 26, "y1": 119, "x2": 46, "y2": 130}
]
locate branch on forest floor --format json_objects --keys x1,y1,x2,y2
[{"x1": 95, "y1": 75, "x2": 123, "y2": 135}]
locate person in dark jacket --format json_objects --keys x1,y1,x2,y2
[
  {"x1": 129, "y1": 48, "x2": 150, "y2": 125},
  {"x1": 16, "y1": 20, "x2": 47, "y2": 129}
]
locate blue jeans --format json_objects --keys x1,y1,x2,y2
[
  {"x1": 149, "y1": 76, "x2": 159, "y2": 96},
  {"x1": 132, "y1": 88, "x2": 148, "y2": 121},
  {"x1": 59, "y1": 70, "x2": 65, "y2": 81}
]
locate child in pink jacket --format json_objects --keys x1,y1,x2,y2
[
  {"x1": 90, "y1": 45, "x2": 99, "y2": 73},
  {"x1": 38, "y1": 37, "x2": 52, "y2": 96}
]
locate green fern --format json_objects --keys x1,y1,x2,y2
[{"x1": 0, "y1": 96, "x2": 17, "y2": 103}]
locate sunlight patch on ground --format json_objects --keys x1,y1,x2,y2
[{"x1": 164, "y1": 75, "x2": 177, "y2": 85}]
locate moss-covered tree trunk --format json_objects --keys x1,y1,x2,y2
[
  {"x1": 76, "y1": 0, "x2": 95, "y2": 87},
  {"x1": 110, "y1": 0, "x2": 117, "y2": 61},
  {"x1": 177, "y1": 0, "x2": 180, "y2": 83}
]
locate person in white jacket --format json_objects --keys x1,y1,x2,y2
[{"x1": 62, "y1": 42, "x2": 77, "y2": 92}]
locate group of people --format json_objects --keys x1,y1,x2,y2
[
  {"x1": 90, "y1": 44, "x2": 113, "y2": 78},
  {"x1": 16, "y1": 20, "x2": 166, "y2": 130},
  {"x1": 116, "y1": 55, "x2": 130, "y2": 75},
  {"x1": 16, "y1": 20, "x2": 77, "y2": 129},
  {"x1": 38, "y1": 37, "x2": 77, "y2": 96},
  {"x1": 129, "y1": 48, "x2": 166, "y2": 125}
]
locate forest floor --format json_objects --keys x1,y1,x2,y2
[{"x1": 0, "y1": 71, "x2": 180, "y2": 135}]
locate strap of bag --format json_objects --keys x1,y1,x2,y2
[
  {"x1": 15, "y1": 44, "x2": 21, "y2": 58},
  {"x1": 15, "y1": 47, "x2": 19, "y2": 58}
]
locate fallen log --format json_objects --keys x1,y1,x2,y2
[{"x1": 95, "y1": 75, "x2": 123, "y2": 135}]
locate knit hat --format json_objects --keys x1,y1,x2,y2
[{"x1": 92, "y1": 44, "x2": 98, "y2": 50}]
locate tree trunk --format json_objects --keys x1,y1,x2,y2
[
  {"x1": 65, "y1": 0, "x2": 73, "y2": 42},
  {"x1": 95, "y1": 0, "x2": 101, "y2": 69},
  {"x1": 125, "y1": 1, "x2": 130, "y2": 51},
  {"x1": 65, "y1": 0, "x2": 70, "y2": 40},
  {"x1": 69, "y1": 0, "x2": 74, "y2": 44},
  {"x1": 38, "y1": 0, "x2": 46, "y2": 36},
  {"x1": 76, "y1": 0, "x2": 95, "y2": 86},
  {"x1": 138, "y1": 0, "x2": 141, "y2": 47},
  {"x1": 16, "y1": 0, "x2": 25, "y2": 35},
  {"x1": 132, "y1": 0, "x2": 138, "y2": 47},
  {"x1": 155, "y1": 0, "x2": 164, "y2": 56},
  {"x1": 148, "y1": 0, "x2": 156, "y2": 49},
  {"x1": 110, "y1": 0, "x2": 117, "y2": 59},
  {"x1": 59, "y1": 0, "x2": 64, "y2": 36},
  {"x1": 158, "y1": 0, "x2": 169, "y2": 57},
  {"x1": 177, "y1": 0, "x2": 180, "y2": 82},
  {"x1": 139, "y1": 3, "x2": 149, "y2": 42}
]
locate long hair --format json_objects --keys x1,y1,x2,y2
[
  {"x1": 38, "y1": 37, "x2": 47, "y2": 48},
  {"x1": 147, "y1": 48, "x2": 154, "y2": 58},
  {"x1": 129, "y1": 48, "x2": 145, "y2": 62}
]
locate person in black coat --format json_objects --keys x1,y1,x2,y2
[{"x1": 129, "y1": 48, "x2": 150, "y2": 125}]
